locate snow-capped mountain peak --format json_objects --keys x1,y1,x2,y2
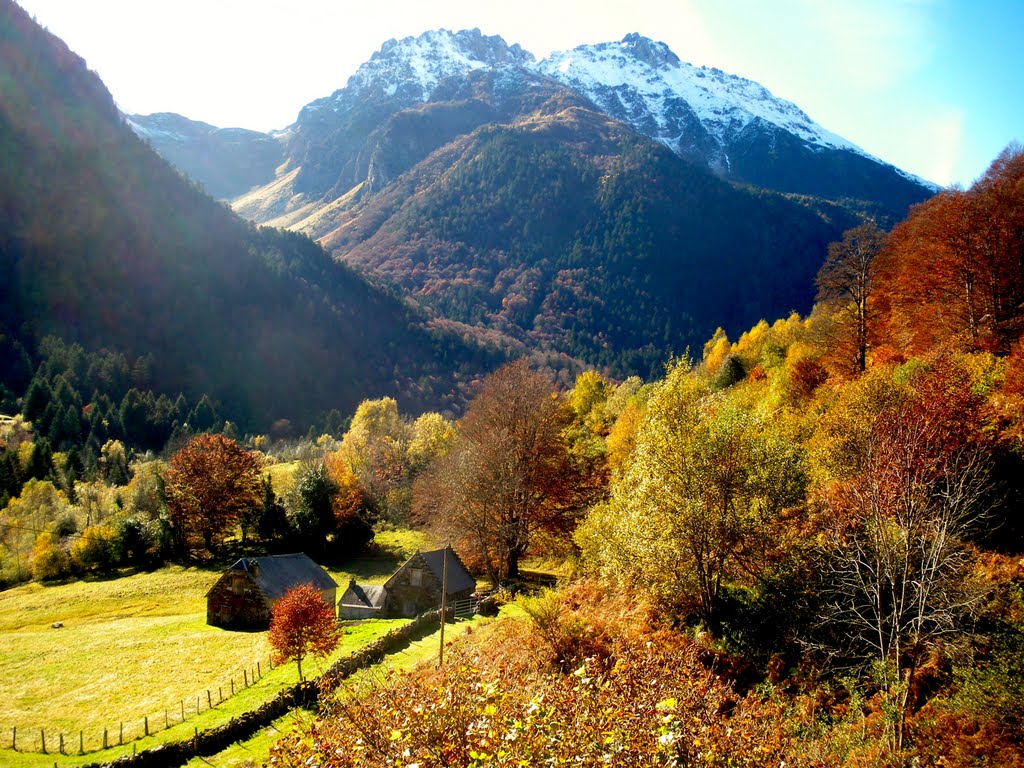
[
  {"x1": 537, "y1": 33, "x2": 863, "y2": 163},
  {"x1": 303, "y1": 28, "x2": 533, "y2": 117},
  {"x1": 277, "y1": 28, "x2": 934, "y2": 213}
]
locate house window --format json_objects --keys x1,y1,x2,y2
[{"x1": 409, "y1": 568, "x2": 423, "y2": 586}]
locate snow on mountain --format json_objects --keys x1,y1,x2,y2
[
  {"x1": 301, "y1": 28, "x2": 534, "y2": 117},
  {"x1": 296, "y1": 29, "x2": 931, "y2": 185},
  {"x1": 230, "y1": 28, "x2": 934, "y2": 222},
  {"x1": 536, "y1": 33, "x2": 862, "y2": 164}
]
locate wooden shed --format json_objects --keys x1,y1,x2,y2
[
  {"x1": 206, "y1": 553, "x2": 338, "y2": 629},
  {"x1": 339, "y1": 547, "x2": 475, "y2": 620}
]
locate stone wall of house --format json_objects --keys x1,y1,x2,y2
[
  {"x1": 206, "y1": 571, "x2": 269, "y2": 629},
  {"x1": 385, "y1": 557, "x2": 446, "y2": 617}
]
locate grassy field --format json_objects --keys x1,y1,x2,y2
[{"x1": 0, "y1": 527, "x2": 437, "y2": 766}]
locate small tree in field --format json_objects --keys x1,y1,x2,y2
[{"x1": 268, "y1": 583, "x2": 340, "y2": 682}]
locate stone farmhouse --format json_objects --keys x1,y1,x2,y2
[
  {"x1": 339, "y1": 547, "x2": 475, "y2": 620},
  {"x1": 206, "y1": 552, "x2": 338, "y2": 629}
]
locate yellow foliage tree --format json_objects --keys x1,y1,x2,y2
[{"x1": 31, "y1": 530, "x2": 70, "y2": 580}]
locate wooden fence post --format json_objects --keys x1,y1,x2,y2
[
  {"x1": 258, "y1": 661, "x2": 262, "y2": 678},
  {"x1": 219, "y1": 686, "x2": 223, "y2": 703},
  {"x1": 59, "y1": 734, "x2": 64, "y2": 755},
  {"x1": 41, "y1": 729, "x2": 45, "y2": 754},
  {"x1": 119, "y1": 722, "x2": 123, "y2": 745},
  {"x1": 181, "y1": 700, "x2": 185, "y2": 722},
  {"x1": 103, "y1": 728, "x2": 108, "y2": 750},
  {"x1": 165, "y1": 710, "x2": 169, "y2": 730},
  {"x1": 79, "y1": 730, "x2": 83, "y2": 755},
  {"x1": 11, "y1": 725, "x2": 15, "y2": 750},
  {"x1": 207, "y1": 690, "x2": 212, "y2": 709},
  {"x1": 144, "y1": 716, "x2": 149, "y2": 737},
  {"x1": 244, "y1": 669, "x2": 249, "y2": 687}
]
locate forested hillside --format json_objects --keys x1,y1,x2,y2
[
  {"x1": 1, "y1": 2, "x2": 1021, "y2": 764},
  {"x1": 0, "y1": 0, "x2": 501, "y2": 441},
  {"x1": 270, "y1": 145, "x2": 1024, "y2": 768},
  {"x1": 311, "y1": 77, "x2": 860, "y2": 378}
]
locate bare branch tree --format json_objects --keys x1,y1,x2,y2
[
  {"x1": 821, "y1": 403, "x2": 991, "y2": 749},
  {"x1": 413, "y1": 361, "x2": 592, "y2": 584}
]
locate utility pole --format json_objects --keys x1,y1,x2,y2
[{"x1": 439, "y1": 544, "x2": 449, "y2": 667}]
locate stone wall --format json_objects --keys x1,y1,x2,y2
[{"x1": 84, "y1": 610, "x2": 444, "y2": 768}]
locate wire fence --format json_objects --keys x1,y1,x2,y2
[
  {"x1": 5, "y1": 654, "x2": 280, "y2": 756},
  {"x1": 5, "y1": 593, "x2": 501, "y2": 757}
]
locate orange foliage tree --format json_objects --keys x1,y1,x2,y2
[
  {"x1": 268, "y1": 583, "x2": 340, "y2": 682},
  {"x1": 163, "y1": 433, "x2": 262, "y2": 553},
  {"x1": 413, "y1": 360, "x2": 595, "y2": 585},
  {"x1": 818, "y1": 362, "x2": 994, "y2": 750},
  {"x1": 874, "y1": 145, "x2": 1024, "y2": 356},
  {"x1": 815, "y1": 222, "x2": 887, "y2": 372}
]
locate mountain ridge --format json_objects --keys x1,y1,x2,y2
[
  {"x1": 209, "y1": 28, "x2": 932, "y2": 378},
  {"x1": 131, "y1": 28, "x2": 936, "y2": 212},
  {"x1": 0, "y1": 0, "x2": 502, "y2": 434}
]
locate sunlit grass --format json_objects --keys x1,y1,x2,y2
[
  {"x1": 0, "y1": 527, "x2": 480, "y2": 767},
  {"x1": 182, "y1": 613, "x2": 499, "y2": 768},
  {"x1": 0, "y1": 566, "x2": 406, "y2": 764}
]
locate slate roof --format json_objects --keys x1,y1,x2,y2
[
  {"x1": 225, "y1": 553, "x2": 337, "y2": 601},
  {"x1": 341, "y1": 582, "x2": 387, "y2": 609},
  {"x1": 418, "y1": 548, "x2": 476, "y2": 595}
]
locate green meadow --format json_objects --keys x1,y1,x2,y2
[{"x1": 0, "y1": 528, "x2": 442, "y2": 766}]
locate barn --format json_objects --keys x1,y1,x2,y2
[
  {"x1": 206, "y1": 553, "x2": 338, "y2": 629},
  {"x1": 339, "y1": 547, "x2": 475, "y2": 620}
]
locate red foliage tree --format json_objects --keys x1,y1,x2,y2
[
  {"x1": 874, "y1": 145, "x2": 1024, "y2": 356},
  {"x1": 163, "y1": 433, "x2": 263, "y2": 553},
  {"x1": 268, "y1": 583, "x2": 340, "y2": 682},
  {"x1": 815, "y1": 221, "x2": 887, "y2": 372}
]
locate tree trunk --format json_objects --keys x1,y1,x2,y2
[{"x1": 506, "y1": 549, "x2": 521, "y2": 580}]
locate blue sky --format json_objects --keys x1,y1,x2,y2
[{"x1": 15, "y1": 0, "x2": 1022, "y2": 188}]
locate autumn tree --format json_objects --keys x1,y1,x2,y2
[
  {"x1": 268, "y1": 583, "x2": 340, "y2": 682},
  {"x1": 284, "y1": 460, "x2": 371, "y2": 557},
  {"x1": 414, "y1": 360, "x2": 592, "y2": 585},
  {"x1": 31, "y1": 530, "x2": 70, "y2": 580},
  {"x1": 163, "y1": 433, "x2": 262, "y2": 553},
  {"x1": 873, "y1": 145, "x2": 1024, "y2": 355},
  {"x1": 337, "y1": 398, "x2": 411, "y2": 522},
  {"x1": 815, "y1": 221, "x2": 887, "y2": 372},
  {"x1": 576, "y1": 359, "x2": 806, "y2": 622},
  {"x1": 820, "y1": 394, "x2": 992, "y2": 750}
]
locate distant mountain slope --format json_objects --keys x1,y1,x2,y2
[
  {"x1": 0, "y1": 1, "x2": 498, "y2": 431},
  {"x1": 228, "y1": 28, "x2": 932, "y2": 223},
  {"x1": 316, "y1": 90, "x2": 850, "y2": 377},
  {"x1": 538, "y1": 34, "x2": 936, "y2": 215},
  {"x1": 224, "y1": 31, "x2": 877, "y2": 377},
  {"x1": 127, "y1": 112, "x2": 285, "y2": 200},
  {"x1": 129, "y1": 28, "x2": 936, "y2": 380}
]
